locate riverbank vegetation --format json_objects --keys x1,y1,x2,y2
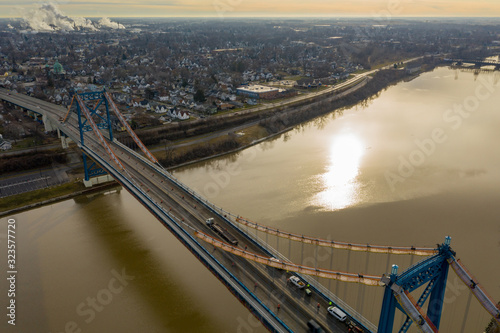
[
  {"x1": 0, "y1": 149, "x2": 67, "y2": 174},
  {"x1": 158, "y1": 135, "x2": 241, "y2": 167},
  {"x1": 0, "y1": 181, "x2": 85, "y2": 213}
]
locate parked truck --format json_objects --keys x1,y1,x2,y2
[{"x1": 206, "y1": 218, "x2": 239, "y2": 246}]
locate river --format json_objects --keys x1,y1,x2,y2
[{"x1": 1, "y1": 66, "x2": 499, "y2": 333}]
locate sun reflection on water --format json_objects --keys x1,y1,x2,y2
[{"x1": 314, "y1": 133, "x2": 364, "y2": 210}]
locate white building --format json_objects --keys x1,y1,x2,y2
[
  {"x1": 236, "y1": 85, "x2": 279, "y2": 99},
  {"x1": 168, "y1": 109, "x2": 189, "y2": 120},
  {"x1": 0, "y1": 134, "x2": 12, "y2": 151}
]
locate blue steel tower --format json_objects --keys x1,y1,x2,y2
[{"x1": 378, "y1": 236, "x2": 454, "y2": 333}]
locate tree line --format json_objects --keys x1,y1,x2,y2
[
  {"x1": 0, "y1": 150, "x2": 67, "y2": 174},
  {"x1": 158, "y1": 136, "x2": 241, "y2": 168}
]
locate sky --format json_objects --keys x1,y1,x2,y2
[{"x1": 2, "y1": 0, "x2": 500, "y2": 18}]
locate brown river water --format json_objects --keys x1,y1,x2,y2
[{"x1": 1, "y1": 66, "x2": 499, "y2": 333}]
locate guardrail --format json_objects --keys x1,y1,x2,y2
[
  {"x1": 83, "y1": 145, "x2": 293, "y2": 333},
  {"x1": 117, "y1": 142, "x2": 378, "y2": 332}
]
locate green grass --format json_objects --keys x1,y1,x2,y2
[
  {"x1": 0, "y1": 181, "x2": 87, "y2": 213},
  {"x1": 237, "y1": 124, "x2": 270, "y2": 145},
  {"x1": 156, "y1": 123, "x2": 270, "y2": 162},
  {"x1": 284, "y1": 75, "x2": 307, "y2": 81}
]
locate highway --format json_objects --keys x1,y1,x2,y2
[{"x1": 0, "y1": 88, "x2": 362, "y2": 332}]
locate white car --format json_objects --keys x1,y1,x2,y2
[
  {"x1": 327, "y1": 306, "x2": 347, "y2": 322},
  {"x1": 288, "y1": 276, "x2": 305, "y2": 289}
]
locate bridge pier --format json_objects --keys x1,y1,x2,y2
[
  {"x1": 60, "y1": 135, "x2": 71, "y2": 149},
  {"x1": 58, "y1": 128, "x2": 73, "y2": 149},
  {"x1": 82, "y1": 152, "x2": 113, "y2": 188},
  {"x1": 83, "y1": 174, "x2": 114, "y2": 188},
  {"x1": 43, "y1": 114, "x2": 57, "y2": 132}
]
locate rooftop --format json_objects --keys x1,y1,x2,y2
[{"x1": 237, "y1": 85, "x2": 278, "y2": 94}]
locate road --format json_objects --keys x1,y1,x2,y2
[{"x1": 0, "y1": 143, "x2": 61, "y2": 157}]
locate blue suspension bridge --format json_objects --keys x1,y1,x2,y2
[{"x1": 1, "y1": 88, "x2": 499, "y2": 333}]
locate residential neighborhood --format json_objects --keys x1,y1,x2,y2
[{"x1": 2, "y1": 17, "x2": 498, "y2": 139}]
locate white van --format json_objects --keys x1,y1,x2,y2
[{"x1": 327, "y1": 306, "x2": 347, "y2": 322}]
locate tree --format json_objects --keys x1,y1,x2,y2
[
  {"x1": 4, "y1": 124, "x2": 21, "y2": 144},
  {"x1": 194, "y1": 89, "x2": 206, "y2": 103},
  {"x1": 145, "y1": 88, "x2": 155, "y2": 100},
  {"x1": 130, "y1": 119, "x2": 138, "y2": 130},
  {"x1": 162, "y1": 140, "x2": 174, "y2": 162}
]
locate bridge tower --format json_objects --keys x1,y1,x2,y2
[
  {"x1": 378, "y1": 236, "x2": 454, "y2": 333},
  {"x1": 73, "y1": 91, "x2": 114, "y2": 186}
]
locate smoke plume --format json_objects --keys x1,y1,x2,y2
[
  {"x1": 97, "y1": 17, "x2": 125, "y2": 30},
  {"x1": 23, "y1": 3, "x2": 125, "y2": 32}
]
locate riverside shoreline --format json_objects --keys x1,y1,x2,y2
[{"x1": 1, "y1": 62, "x2": 438, "y2": 214}]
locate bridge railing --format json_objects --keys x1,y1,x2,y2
[
  {"x1": 231, "y1": 218, "x2": 379, "y2": 333},
  {"x1": 165, "y1": 180, "x2": 379, "y2": 331},
  {"x1": 114, "y1": 140, "x2": 378, "y2": 332},
  {"x1": 83, "y1": 145, "x2": 293, "y2": 333}
]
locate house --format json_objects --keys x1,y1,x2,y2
[
  {"x1": 0, "y1": 134, "x2": 12, "y2": 151},
  {"x1": 155, "y1": 106, "x2": 167, "y2": 114},
  {"x1": 295, "y1": 78, "x2": 322, "y2": 89},
  {"x1": 217, "y1": 103, "x2": 235, "y2": 111},
  {"x1": 177, "y1": 110, "x2": 189, "y2": 120},
  {"x1": 168, "y1": 108, "x2": 190, "y2": 120}
]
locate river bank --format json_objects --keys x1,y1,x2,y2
[
  {"x1": 1, "y1": 61, "x2": 438, "y2": 213},
  {"x1": 0, "y1": 181, "x2": 119, "y2": 216},
  {"x1": 161, "y1": 65, "x2": 437, "y2": 169}
]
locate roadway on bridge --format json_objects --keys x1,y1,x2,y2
[
  {"x1": 85, "y1": 118, "x2": 353, "y2": 333},
  {"x1": 0, "y1": 89, "x2": 359, "y2": 332}
]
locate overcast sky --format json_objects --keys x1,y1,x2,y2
[{"x1": 2, "y1": 0, "x2": 500, "y2": 18}]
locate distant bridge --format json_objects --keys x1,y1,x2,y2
[
  {"x1": 444, "y1": 58, "x2": 500, "y2": 69},
  {"x1": 1, "y1": 88, "x2": 499, "y2": 333}
]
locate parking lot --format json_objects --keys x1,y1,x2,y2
[{"x1": 0, "y1": 167, "x2": 69, "y2": 198}]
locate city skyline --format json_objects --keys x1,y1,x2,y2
[{"x1": 2, "y1": 0, "x2": 500, "y2": 18}]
